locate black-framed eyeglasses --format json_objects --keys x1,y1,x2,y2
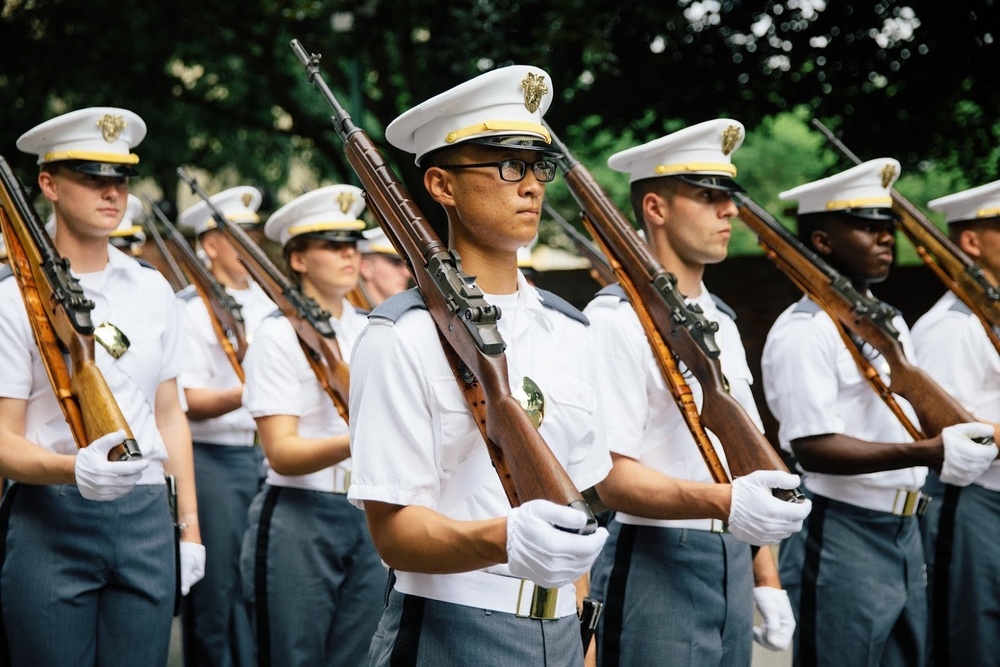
[{"x1": 438, "y1": 158, "x2": 557, "y2": 183}]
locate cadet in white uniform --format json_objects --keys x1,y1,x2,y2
[
  {"x1": 0, "y1": 107, "x2": 204, "y2": 665},
  {"x1": 348, "y1": 65, "x2": 612, "y2": 667},
  {"x1": 108, "y1": 194, "x2": 146, "y2": 256},
  {"x1": 585, "y1": 120, "x2": 810, "y2": 667},
  {"x1": 911, "y1": 180, "x2": 1000, "y2": 666},
  {"x1": 239, "y1": 184, "x2": 383, "y2": 667},
  {"x1": 359, "y1": 226, "x2": 411, "y2": 305},
  {"x1": 176, "y1": 186, "x2": 276, "y2": 667},
  {"x1": 761, "y1": 159, "x2": 996, "y2": 667}
]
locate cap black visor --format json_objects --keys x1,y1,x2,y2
[
  {"x1": 62, "y1": 160, "x2": 138, "y2": 178},
  {"x1": 674, "y1": 174, "x2": 745, "y2": 193}
]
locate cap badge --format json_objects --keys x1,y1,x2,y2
[
  {"x1": 721, "y1": 125, "x2": 742, "y2": 156},
  {"x1": 241, "y1": 192, "x2": 253, "y2": 208},
  {"x1": 336, "y1": 191, "x2": 356, "y2": 214},
  {"x1": 880, "y1": 163, "x2": 897, "y2": 189},
  {"x1": 96, "y1": 114, "x2": 128, "y2": 144},
  {"x1": 520, "y1": 73, "x2": 548, "y2": 113}
]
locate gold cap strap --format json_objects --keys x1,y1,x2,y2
[
  {"x1": 43, "y1": 150, "x2": 140, "y2": 165},
  {"x1": 654, "y1": 162, "x2": 737, "y2": 177},
  {"x1": 445, "y1": 121, "x2": 550, "y2": 145},
  {"x1": 825, "y1": 196, "x2": 893, "y2": 210}
]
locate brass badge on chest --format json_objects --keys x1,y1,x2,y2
[{"x1": 94, "y1": 321, "x2": 131, "y2": 359}]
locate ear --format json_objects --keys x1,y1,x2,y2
[
  {"x1": 200, "y1": 232, "x2": 220, "y2": 260},
  {"x1": 37, "y1": 171, "x2": 58, "y2": 203},
  {"x1": 424, "y1": 167, "x2": 456, "y2": 207},
  {"x1": 288, "y1": 248, "x2": 308, "y2": 274},
  {"x1": 641, "y1": 191, "x2": 668, "y2": 229},
  {"x1": 811, "y1": 229, "x2": 833, "y2": 256},
  {"x1": 958, "y1": 228, "x2": 982, "y2": 260}
]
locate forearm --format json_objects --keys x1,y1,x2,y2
[
  {"x1": 752, "y1": 544, "x2": 782, "y2": 588},
  {"x1": 595, "y1": 454, "x2": 731, "y2": 521},
  {"x1": 792, "y1": 433, "x2": 941, "y2": 474},
  {"x1": 183, "y1": 385, "x2": 244, "y2": 421},
  {"x1": 364, "y1": 501, "x2": 507, "y2": 574},
  {"x1": 0, "y1": 398, "x2": 76, "y2": 484},
  {"x1": 158, "y1": 389, "x2": 201, "y2": 544},
  {"x1": 260, "y1": 432, "x2": 351, "y2": 476}
]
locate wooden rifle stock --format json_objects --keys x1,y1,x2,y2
[
  {"x1": 542, "y1": 202, "x2": 616, "y2": 287},
  {"x1": 175, "y1": 169, "x2": 351, "y2": 422},
  {"x1": 346, "y1": 279, "x2": 375, "y2": 311},
  {"x1": 735, "y1": 193, "x2": 985, "y2": 437},
  {"x1": 290, "y1": 39, "x2": 596, "y2": 530},
  {"x1": 543, "y1": 125, "x2": 798, "y2": 496},
  {"x1": 811, "y1": 119, "x2": 1000, "y2": 353},
  {"x1": 141, "y1": 213, "x2": 189, "y2": 293},
  {"x1": 0, "y1": 155, "x2": 140, "y2": 461},
  {"x1": 144, "y1": 196, "x2": 247, "y2": 382}
]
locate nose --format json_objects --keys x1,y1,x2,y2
[
  {"x1": 720, "y1": 196, "x2": 738, "y2": 218},
  {"x1": 519, "y1": 170, "x2": 545, "y2": 197},
  {"x1": 877, "y1": 226, "x2": 895, "y2": 246}
]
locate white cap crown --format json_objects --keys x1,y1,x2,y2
[
  {"x1": 178, "y1": 186, "x2": 263, "y2": 236},
  {"x1": 780, "y1": 158, "x2": 900, "y2": 215},
  {"x1": 386, "y1": 65, "x2": 554, "y2": 165},
  {"x1": 928, "y1": 179, "x2": 1000, "y2": 224},
  {"x1": 17, "y1": 107, "x2": 146, "y2": 169},
  {"x1": 360, "y1": 226, "x2": 399, "y2": 256},
  {"x1": 265, "y1": 184, "x2": 366, "y2": 247},
  {"x1": 608, "y1": 119, "x2": 745, "y2": 185},
  {"x1": 111, "y1": 194, "x2": 146, "y2": 240}
]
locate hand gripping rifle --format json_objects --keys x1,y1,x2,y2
[
  {"x1": 544, "y1": 123, "x2": 802, "y2": 501},
  {"x1": 176, "y1": 169, "x2": 351, "y2": 423},
  {"x1": 542, "y1": 201, "x2": 616, "y2": 287},
  {"x1": 0, "y1": 155, "x2": 140, "y2": 461},
  {"x1": 735, "y1": 193, "x2": 991, "y2": 443},
  {"x1": 143, "y1": 195, "x2": 247, "y2": 382},
  {"x1": 811, "y1": 119, "x2": 1000, "y2": 355},
  {"x1": 289, "y1": 39, "x2": 597, "y2": 533}
]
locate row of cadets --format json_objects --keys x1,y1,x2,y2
[
  {"x1": 911, "y1": 180, "x2": 1000, "y2": 666},
  {"x1": 584, "y1": 119, "x2": 812, "y2": 665},
  {"x1": 761, "y1": 159, "x2": 996, "y2": 666},
  {"x1": 359, "y1": 225, "x2": 412, "y2": 306},
  {"x1": 238, "y1": 184, "x2": 384, "y2": 666},
  {"x1": 173, "y1": 185, "x2": 276, "y2": 666},
  {"x1": 0, "y1": 107, "x2": 204, "y2": 664}
]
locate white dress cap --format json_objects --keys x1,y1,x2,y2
[
  {"x1": 386, "y1": 65, "x2": 555, "y2": 165},
  {"x1": 265, "y1": 184, "x2": 367, "y2": 247},
  {"x1": 111, "y1": 194, "x2": 147, "y2": 241},
  {"x1": 360, "y1": 226, "x2": 399, "y2": 256},
  {"x1": 928, "y1": 179, "x2": 1000, "y2": 224},
  {"x1": 780, "y1": 158, "x2": 901, "y2": 217},
  {"x1": 178, "y1": 186, "x2": 263, "y2": 236},
  {"x1": 608, "y1": 119, "x2": 746, "y2": 189},
  {"x1": 16, "y1": 107, "x2": 146, "y2": 176}
]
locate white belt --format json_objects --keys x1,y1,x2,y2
[
  {"x1": 615, "y1": 513, "x2": 727, "y2": 533},
  {"x1": 266, "y1": 465, "x2": 351, "y2": 494},
  {"x1": 809, "y1": 480, "x2": 925, "y2": 516},
  {"x1": 393, "y1": 570, "x2": 578, "y2": 620}
]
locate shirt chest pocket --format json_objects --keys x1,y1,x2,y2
[{"x1": 537, "y1": 375, "x2": 598, "y2": 466}]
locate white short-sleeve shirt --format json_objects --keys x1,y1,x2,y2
[
  {"x1": 177, "y1": 280, "x2": 276, "y2": 446},
  {"x1": 347, "y1": 272, "x2": 612, "y2": 541},
  {"x1": 242, "y1": 298, "x2": 366, "y2": 491},
  {"x1": 913, "y1": 291, "x2": 1000, "y2": 490},
  {"x1": 0, "y1": 247, "x2": 181, "y2": 467},
  {"x1": 761, "y1": 295, "x2": 926, "y2": 498},
  {"x1": 584, "y1": 283, "x2": 762, "y2": 487}
]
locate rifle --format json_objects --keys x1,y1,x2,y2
[
  {"x1": 289, "y1": 39, "x2": 597, "y2": 532},
  {"x1": 735, "y1": 193, "x2": 990, "y2": 439},
  {"x1": 0, "y1": 155, "x2": 140, "y2": 461},
  {"x1": 544, "y1": 124, "x2": 800, "y2": 499},
  {"x1": 143, "y1": 195, "x2": 247, "y2": 382},
  {"x1": 141, "y1": 212, "x2": 189, "y2": 293},
  {"x1": 346, "y1": 279, "x2": 375, "y2": 311},
  {"x1": 542, "y1": 201, "x2": 616, "y2": 287},
  {"x1": 811, "y1": 119, "x2": 1000, "y2": 355},
  {"x1": 176, "y1": 169, "x2": 352, "y2": 422}
]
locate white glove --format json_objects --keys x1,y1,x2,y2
[
  {"x1": 74, "y1": 430, "x2": 149, "y2": 501},
  {"x1": 753, "y1": 586, "x2": 795, "y2": 651},
  {"x1": 728, "y1": 470, "x2": 812, "y2": 546},
  {"x1": 506, "y1": 499, "x2": 609, "y2": 589},
  {"x1": 940, "y1": 422, "x2": 997, "y2": 487},
  {"x1": 180, "y1": 541, "x2": 206, "y2": 596}
]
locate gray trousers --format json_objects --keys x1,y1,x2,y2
[
  {"x1": 182, "y1": 442, "x2": 263, "y2": 667},
  {"x1": 796, "y1": 494, "x2": 926, "y2": 667},
  {"x1": 369, "y1": 587, "x2": 584, "y2": 666},
  {"x1": 0, "y1": 482, "x2": 174, "y2": 666},
  {"x1": 591, "y1": 521, "x2": 754, "y2": 667},
  {"x1": 240, "y1": 484, "x2": 385, "y2": 667}
]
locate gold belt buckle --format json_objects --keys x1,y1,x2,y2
[
  {"x1": 515, "y1": 580, "x2": 558, "y2": 620},
  {"x1": 892, "y1": 489, "x2": 920, "y2": 517}
]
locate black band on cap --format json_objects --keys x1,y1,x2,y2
[
  {"x1": 61, "y1": 160, "x2": 138, "y2": 178},
  {"x1": 673, "y1": 174, "x2": 746, "y2": 193}
]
